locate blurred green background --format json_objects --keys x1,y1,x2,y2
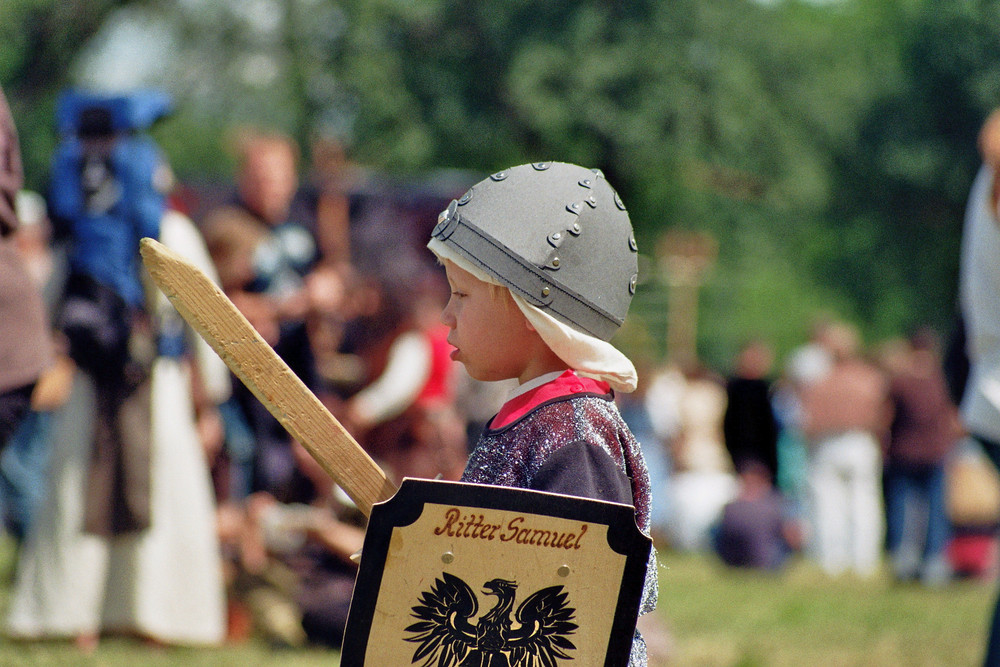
[{"x1": 2, "y1": 0, "x2": 997, "y2": 371}]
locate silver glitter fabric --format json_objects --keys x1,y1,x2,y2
[{"x1": 462, "y1": 392, "x2": 658, "y2": 667}]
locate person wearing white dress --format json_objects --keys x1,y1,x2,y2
[{"x1": 6, "y1": 209, "x2": 230, "y2": 647}]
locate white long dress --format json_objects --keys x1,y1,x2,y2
[{"x1": 6, "y1": 210, "x2": 230, "y2": 645}]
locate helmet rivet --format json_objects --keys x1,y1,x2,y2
[
  {"x1": 551, "y1": 257, "x2": 560, "y2": 268},
  {"x1": 533, "y1": 162, "x2": 551, "y2": 171},
  {"x1": 541, "y1": 286, "x2": 551, "y2": 297},
  {"x1": 570, "y1": 223, "x2": 581, "y2": 235},
  {"x1": 614, "y1": 192, "x2": 626, "y2": 211},
  {"x1": 567, "y1": 202, "x2": 581, "y2": 214},
  {"x1": 490, "y1": 170, "x2": 508, "y2": 181},
  {"x1": 586, "y1": 196, "x2": 597, "y2": 208},
  {"x1": 629, "y1": 235, "x2": 638, "y2": 252},
  {"x1": 579, "y1": 178, "x2": 592, "y2": 189},
  {"x1": 629, "y1": 274, "x2": 637, "y2": 294},
  {"x1": 458, "y1": 190, "x2": 473, "y2": 205}
]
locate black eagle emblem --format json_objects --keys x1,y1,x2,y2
[{"x1": 405, "y1": 572, "x2": 578, "y2": 666}]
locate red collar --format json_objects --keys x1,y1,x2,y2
[{"x1": 489, "y1": 370, "x2": 611, "y2": 429}]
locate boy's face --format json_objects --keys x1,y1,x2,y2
[{"x1": 441, "y1": 262, "x2": 537, "y2": 383}]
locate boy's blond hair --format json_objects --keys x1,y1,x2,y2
[{"x1": 487, "y1": 280, "x2": 517, "y2": 307}]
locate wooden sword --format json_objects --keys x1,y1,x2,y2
[{"x1": 139, "y1": 236, "x2": 398, "y2": 516}]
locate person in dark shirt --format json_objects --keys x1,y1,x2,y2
[
  {"x1": 201, "y1": 130, "x2": 319, "y2": 503},
  {"x1": 883, "y1": 328, "x2": 961, "y2": 585},
  {"x1": 723, "y1": 339, "x2": 780, "y2": 480}
]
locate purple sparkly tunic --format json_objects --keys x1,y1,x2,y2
[{"x1": 462, "y1": 390, "x2": 658, "y2": 667}]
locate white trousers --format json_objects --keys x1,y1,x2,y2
[
  {"x1": 807, "y1": 430, "x2": 884, "y2": 577},
  {"x1": 666, "y1": 470, "x2": 737, "y2": 552}
]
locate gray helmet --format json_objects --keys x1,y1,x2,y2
[{"x1": 431, "y1": 161, "x2": 638, "y2": 341}]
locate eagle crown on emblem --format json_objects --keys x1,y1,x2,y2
[{"x1": 405, "y1": 572, "x2": 578, "y2": 666}]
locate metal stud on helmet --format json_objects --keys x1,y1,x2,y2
[{"x1": 431, "y1": 162, "x2": 638, "y2": 342}]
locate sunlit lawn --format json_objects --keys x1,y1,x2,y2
[
  {"x1": 657, "y1": 549, "x2": 994, "y2": 667},
  {"x1": 0, "y1": 534, "x2": 994, "y2": 666}
]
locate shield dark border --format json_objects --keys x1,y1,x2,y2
[{"x1": 340, "y1": 477, "x2": 651, "y2": 666}]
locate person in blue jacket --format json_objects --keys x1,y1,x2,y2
[{"x1": 48, "y1": 89, "x2": 172, "y2": 537}]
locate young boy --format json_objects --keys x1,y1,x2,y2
[{"x1": 427, "y1": 161, "x2": 657, "y2": 666}]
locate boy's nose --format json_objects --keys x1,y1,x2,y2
[{"x1": 440, "y1": 301, "x2": 455, "y2": 327}]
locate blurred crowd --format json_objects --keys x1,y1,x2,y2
[
  {"x1": 639, "y1": 318, "x2": 978, "y2": 588},
  {"x1": 0, "y1": 85, "x2": 996, "y2": 656},
  {"x1": 0, "y1": 88, "x2": 493, "y2": 651}
]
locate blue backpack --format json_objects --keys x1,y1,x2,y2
[{"x1": 49, "y1": 89, "x2": 172, "y2": 381}]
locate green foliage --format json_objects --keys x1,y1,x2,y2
[
  {"x1": 660, "y1": 550, "x2": 991, "y2": 666},
  {"x1": 3, "y1": 0, "x2": 998, "y2": 368},
  {"x1": 0, "y1": 0, "x2": 139, "y2": 190}
]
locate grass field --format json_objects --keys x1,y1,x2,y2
[
  {"x1": 656, "y1": 551, "x2": 994, "y2": 667},
  {"x1": 0, "y1": 536, "x2": 994, "y2": 666}
]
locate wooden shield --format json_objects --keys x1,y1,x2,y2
[{"x1": 341, "y1": 478, "x2": 651, "y2": 666}]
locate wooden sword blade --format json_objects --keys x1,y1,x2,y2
[{"x1": 139, "y1": 236, "x2": 397, "y2": 516}]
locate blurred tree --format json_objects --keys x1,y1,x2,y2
[
  {"x1": 822, "y1": 0, "x2": 1000, "y2": 344},
  {"x1": 0, "y1": 0, "x2": 138, "y2": 190},
  {"x1": 2, "y1": 0, "x2": 996, "y2": 368},
  {"x1": 331, "y1": 0, "x2": 922, "y2": 362}
]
